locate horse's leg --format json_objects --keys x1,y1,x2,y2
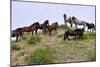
[
  {"x1": 70, "y1": 23, "x2": 73, "y2": 27},
  {"x1": 49, "y1": 31, "x2": 52, "y2": 36},
  {"x1": 32, "y1": 31, "x2": 34, "y2": 36},
  {"x1": 64, "y1": 35, "x2": 67, "y2": 40},
  {"x1": 16, "y1": 36, "x2": 18, "y2": 42},
  {"x1": 35, "y1": 29, "x2": 38, "y2": 34}
]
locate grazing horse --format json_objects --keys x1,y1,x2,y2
[
  {"x1": 47, "y1": 22, "x2": 59, "y2": 36},
  {"x1": 72, "y1": 16, "x2": 87, "y2": 28},
  {"x1": 63, "y1": 14, "x2": 73, "y2": 27},
  {"x1": 22, "y1": 22, "x2": 39, "y2": 35},
  {"x1": 11, "y1": 28, "x2": 23, "y2": 41},
  {"x1": 86, "y1": 23, "x2": 95, "y2": 32},
  {"x1": 64, "y1": 28, "x2": 84, "y2": 40},
  {"x1": 38, "y1": 20, "x2": 49, "y2": 34}
]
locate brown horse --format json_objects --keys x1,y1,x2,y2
[
  {"x1": 38, "y1": 20, "x2": 49, "y2": 34},
  {"x1": 47, "y1": 22, "x2": 59, "y2": 36},
  {"x1": 22, "y1": 22, "x2": 39, "y2": 35}
]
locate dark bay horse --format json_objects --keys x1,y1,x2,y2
[
  {"x1": 86, "y1": 23, "x2": 95, "y2": 32},
  {"x1": 64, "y1": 28, "x2": 85, "y2": 40},
  {"x1": 22, "y1": 22, "x2": 39, "y2": 35},
  {"x1": 72, "y1": 16, "x2": 87, "y2": 28},
  {"x1": 63, "y1": 14, "x2": 73, "y2": 27},
  {"x1": 11, "y1": 28, "x2": 23, "y2": 41},
  {"x1": 47, "y1": 22, "x2": 58, "y2": 36},
  {"x1": 37, "y1": 20, "x2": 49, "y2": 34}
]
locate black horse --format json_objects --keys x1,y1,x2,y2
[
  {"x1": 37, "y1": 20, "x2": 49, "y2": 34},
  {"x1": 11, "y1": 28, "x2": 23, "y2": 41},
  {"x1": 63, "y1": 14, "x2": 73, "y2": 27},
  {"x1": 64, "y1": 28, "x2": 84, "y2": 40},
  {"x1": 86, "y1": 23, "x2": 95, "y2": 32}
]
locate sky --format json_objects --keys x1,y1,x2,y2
[{"x1": 12, "y1": 1, "x2": 95, "y2": 30}]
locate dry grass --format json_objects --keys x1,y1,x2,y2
[{"x1": 11, "y1": 29, "x2": 96, "y2": 66}]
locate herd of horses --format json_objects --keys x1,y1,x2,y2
[{"x1": 11, "y1": 14, "x2": 95, "y2": 41}]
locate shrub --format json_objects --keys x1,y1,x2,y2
[
  {"x1": 59, "y1": 24, "x2": 71, "y2": 29},
  {"x1": 11, "y1": 44, "x2": 20, "y2": 51},
  {"x1": 25, "y1": 47, "x2": 55, "y2": 64},
  {"x1": 27, "y1": 35, "x2": 41, "y2": 44}
]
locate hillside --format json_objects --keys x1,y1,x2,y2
[{"x1": 11, "y1": 28, "x2": 96, "y2": 66}]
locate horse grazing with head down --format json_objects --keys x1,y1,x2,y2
[
  {"x1": 38, "y1": 20, "x2": 49, "y2": 34},
  {"x1": 47, "y1": 22, "x2": 59, "y2": 36},
  {"x1": 11, "y1": 28, "x2": 23, "y2": 42},
  {"x1": 22, "y1": 22, "x2": 39, "y2": 35},
  {"x1": 64, "y1": 28, "x2": 85, "y2": 40}
]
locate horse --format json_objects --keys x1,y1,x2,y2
[
  {"x1": 11, "y1": 28, "x2": 23, "y2": 41},
  {"x1": 22, "y1": 22, "x2": 39, "y2": 35},
  {"x1": 47, "y1": 22, "x2": 59, "y2": 36},
  {"x1": 86, "y1": 23, "x2": 95, "y2": 32},
  {"x1": 37, "y1": 20, "x2": 49, "y2": 34},
  {"x1": 64, "y1": 28, "x2": 85, "y2": 40},
  {"x1": 71, "y1": 16, "x2": 87, "y2": 28},
  {"x1": 63, "y1": 14, "x2": 73, "y2": 27}
]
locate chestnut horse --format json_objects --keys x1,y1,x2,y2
[
  {"x1": 47, "y1": 22, "x2": 58, "y2": 36},
  {"x1": 22, "y1": 22, "x2": 39, "y2": 35}
]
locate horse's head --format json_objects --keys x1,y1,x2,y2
[
  {"x1": 72, "y1": 16, "x2": 77, "y2": 21},
  {"x1": 44, "y1": 20, "x2": 49, "y2": 25},
  {"x1": 86, "y1": 23, "x2": 89, "y2": 26},
  {"x1": 63, "y1": 14, "x2": 67, "y2": 18}
]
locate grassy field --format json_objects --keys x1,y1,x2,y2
[{"x1": 11, "y1": 26, "x2": 96, "y2": 66}]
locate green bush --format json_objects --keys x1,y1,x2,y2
[
  {"x1": 25, "y1": 47, "x2": 55, "y2": 64},
  {"x1": 27, "y1": 35, "x2": 41, "y2": 44},
  {"x1": 59, "y1": 24, "x2": 71, "y2": 29},
  {"x1": 11, "y1": 44, "x2": 20, "y2": 51}
]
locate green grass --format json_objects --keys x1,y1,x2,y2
[
  {"x1": 59, "y1": 24, "x2": 71, "y2": 29},
  {"x1": 27, "y1": 35, "x2": 41, "y2": 44},
  {"x1": 25, "y1": 46, "x2": 55, "y2": 64},
  {"x1": 11, "y1": 44, "x2": 20, "y2": 51},
  {"x1": 81, "y1": 32, "x2": 96, "y2": 40},
  {"x1": 88, "y1": 51, "x2": 96, "y2": 61}
]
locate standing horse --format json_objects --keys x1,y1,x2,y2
[
  {"x1": 11, "y1": 28, "x2": 23, "y2": 41},
  {"x1": 47, "y1": 22, "x2": 59, "y2": 36},
  {"x1": 38, "y1": 20, "x2": 49, "y2": 34},
  {"x1": 86, "y1": 23, "x2": 95, "y2": 33},
  {"x1": 72, "y1": 16, "x2": 87, "y2": 28},
  {"x1": 63, "y1": 14, "x2": 73, "y2": 27},
  {"x1": 22, "y1": 22, "x2": 39, "y2": 35}
]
